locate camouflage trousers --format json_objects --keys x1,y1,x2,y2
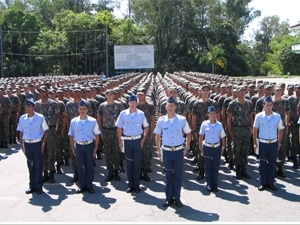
[
  {"x1": 277, "y1": 127, "x2": 288, "y2": 166},
  {"x1": 0, "y1": 114, "x2": 9, "y2": 142},
  {"x1": 289, "y1": 120, "x2": 299, "y2": 157},
  {"x1": 102, "y1": 129, "x2": 121, "y2": 171},
  {"x1": 9, "y1": 112, "x2": 18, "y2": 139},
  {"x1": 43, "y1": 127, "x2": 57, "y2": 171},
  {"x1": 232, "y1": 126, "x2": 251, "y2": 166},
  {"x1": 97, "y1": 137, "x2": 103, "y2": 154},
  {"x1": 223, "y1": 130, "x2": 233, "y2": 159},
  {"x1": 55, "y1": 128, "x2": 64, "y2": 164},
  {"x1": 141, "y1": 134, "x2": 153, "y2": 170},
  {"x1": 195, "y1": 129, "x2": 204, "y2": 169}
]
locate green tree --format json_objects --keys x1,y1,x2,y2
[{"x1": 198, "y1": 44, "x2": 227, "y2": 74}]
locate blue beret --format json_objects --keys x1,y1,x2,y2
[
  {"x1": 263, "y1": 96, "x2": 273, "y2": 103},
  {"x1": 128, "y1": 94, "x2": 137, "y2": 102},
  {"x1": 78, "y1": 99, "x2": 88, "y2": 107},
  {"x1": 207, "y1": 106, "x2": 216, "y2": 113},
  {"x1": 25, "y1": 98, "x2": 35, "y2": 106},
  {"x1": 167, "y1": 96, "x2": 177, "y2": 105}
]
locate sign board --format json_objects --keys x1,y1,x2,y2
[
  {"x1": 114, "y1": 45, "x2": 154, "y2": 69},
  {"x1": 291, "y1": 43, "x2": 300, "y2": 54}
]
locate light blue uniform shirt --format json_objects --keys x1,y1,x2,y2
[
  {"x1": 253, "y1": 111, "x2": 284, "y2": 139},
  {"x1": 68, "y1": 116, "x2": 101, "y2": 142},
  {"x1": 17, "y1": 112, "x2": 49, "y2": 140},
  {"x1": 115, "y1": 109, "x2": 148, "y2": 136},
  {"x1": 154, "y1": 114, "x2": 191, "y2": 146},
  {"x1": 199, "y1": 120, "x2": 226, "y2": 144}
]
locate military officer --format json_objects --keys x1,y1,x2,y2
[
  {"x1": 115, "y1": 94, "x2": 149, "y2": 194},
  {"x1": 253, "y1": 96, "x2": 284, "y2": 191},
  {"x1": 17, "y1": 98, "x2": 49, "y2": 195},
  {"x1": 68, "y1": 99, "x2": 100, "y2": 194},
  {"x1": 199, "y1": 106, "x2": 226, "y2": 192},
  {"x1": 154, "y1": 96, "x2": 191, "y2": 208}
]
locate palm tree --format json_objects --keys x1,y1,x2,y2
[{"x1": 199, "y1": 44, "x2": 227, "y2": 74}]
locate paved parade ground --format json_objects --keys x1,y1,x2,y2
[{"x1": 0, "y1": 76, "x2": 300, "y2": 224}]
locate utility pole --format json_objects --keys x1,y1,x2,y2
[{"x1": 105, "y1": 25, "x2": 109, "y2": 77}]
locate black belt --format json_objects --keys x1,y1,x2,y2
[
  {"x1": 233, "y1": 125, "x2": 250, "y2": 127},
  {"x1": 164, "y1": 144, "x2": 183, "y2": 148},
  {"x1": 103, "y1": 127, "x2": 117, "y2": 130}
]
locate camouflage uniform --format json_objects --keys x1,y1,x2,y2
[
  {"x1": 192, "y1": 99, "x2": 219, "y2": 178},
  {"x1": 272, "y1": 96, "x2": 290, "y2": 174},
  {"x1": 0, "y1": 95, "x2": 12, "y2": 147},
  {"x1": 98, "y1": 100, "x2": 125, "y2": 178},
  {"x1": 55, "y1": 99, "x2": 66, "y2": 168},
  {"x1": 160, "y1": 98, "x2": 187, "y2": 116},
  {"x1": 222, "y1": 96, "x2": 234, "y2": 163},
  {"x1": 137, "y1": 101, "x2": 156, "y2": 172},
  {"x1": 34, "y1": 99, "x2": 60, "y2": 181},
  {"x1": 95, "y1": 94, "x2": 106, "y2": 157},
  {"x1": 227, "y1": 99, "x2": 254, "y2": 178},
  {"x1": 8, "y1": 94, "x2": 21, "y2": 143},
  {"x1": 287, "y1": 95, "x2": 300, "y2": 168},
  {"x1": 17, "y1": 92, "x2": 26, "y2": 116}
]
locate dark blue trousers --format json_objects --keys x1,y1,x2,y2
[
  {"x1": 124, "y1": 139, "x2": 142, "y2": 189},
  {"x1": 258, "y1": 142, "x2": 278, "y2": 185},
  {"x1": 76, "y1": 142, "x2": 94, "y2": 189},
  {"x1": 24, "y1": 141, "x2": 43, "y2": 191},
  {"x1": 203, "y1": 145, "x2": 222, "y2": 188},
  {"x1": 163, "y1": 149, "x2": 184, "y2": 201}
]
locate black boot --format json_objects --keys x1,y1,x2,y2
[
  {"x1": 119, "y1": 161, "x2": 125, "y2": 173},
  {"x1": 241, "y1": 165, "x2": 251, "y2": 179},
  {"x1": 56, "y1": 164, "x2": 62, "y2": 174},
  {"x1": 142, "y1": 170, "x2": 151, "y2": 182},
  {"x1": 292, "y1": 156, "x2": 299, "y2": 169},
  {"x1": 105, "y1": 171, "x2": 114, "y2": 182},
  {"x1": 70, "y1": 170, "x2": 78, "y2": 183},
  {"x1": 48, "y1": 170, "x2": 55, "y2": 183},
  {"x1": 227, "y1": 159, "x2": 234, "y2": 170},
  {"x1": 196, "y1": 169, "x2": 205, "y2": 180},
  {"x1": 43, "y1": 170, "x2": 49, "y2": 183},
  {"x1": 276, "y1": 165, "x2": 287, "y2": 178},
  {"x1": 114, "y1": 170, "x2": 120, "y2": 181},
  {"x1": 236, "y1": 166, "x2": 242, "y2": 180}
]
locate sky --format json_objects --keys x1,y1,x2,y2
[{"x1": 113, "y1": 0, "x2": 300, "y2": 40}]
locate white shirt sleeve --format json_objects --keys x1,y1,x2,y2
[
  {"x1": 143, "y1": 117, "x2": 149, "y2": 127},
  {"x1": 183, "y1": 121, "x2": 192, "y2": 134},
  {"x1": 93, "y1": 122, "x2": 101, "y2": 135},
  {"x1": 220, "y1": 127, "x2": 226, "y2": 138},
  {"x1": 42, "y1": 117, "x2": 49, "y2": 131},
  {"x1": 278, "y1": 118, "x2": 285, "y2": 130}
]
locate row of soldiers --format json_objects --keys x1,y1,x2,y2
[
  {"x1": 1, "y1": 71, "x2": 300, "y2": 185},
  {"x1": 155, "y1": 71, "x2": 300, "y2": 181}
]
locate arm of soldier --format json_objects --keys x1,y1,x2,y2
[
  {"x1": 54, "y1": 112, "x2": 61, "y2": 137},
  {"x1": 155, "y1": 134, "x2": 162, "y2": 159},
  {"x1": 252, "y1": 127, "x2": 258, "y2": 151},
  {"x1": 184, "y1": 131, "x2": 191, "y2": 157},
  {"x1": 69, "y1": 136, "x2": 76, "y2": 157},
  {"x1": 41, "y1": 117, "x2": 49, "y2": 154},
  {"x1": 117, "y1": 127, "x2": 123, "y2": 152},
  {"x1": 62, "y1": 114, "x2": 69, "y2": 135},
  {"x1": 19, "y1": 131, "x2": 25, "y2": 154},
  {"x1": 227, "y1": 113, "x2": 234, "y2": 140},
  {"x1": 16, "y1": 103, "x2": 21, "y2": 118},
  {"x1": 97, "y1": 115, "x2": 104, "y2": 140},
  {"x1": 249, "y1": 113, "x2": 254, "y2": 133},
  {"x1": 0, "y1": 105, "x2": 2, "y2": 115},
  {"x1": 94, "y1": 134, "x2": 100, "y2": 157},
  {"x1": 150, "y1": 115, "x2": 156, "y2": 141},
  {"x1": 220, "y1": 126, "x2": 226, "y2": 155},
  {"x1": 277, "y1": 118, "x2": 284, "y2": 151},
  {"x1": 198, "y1": 134, "x2": 204, "y2": 156},
  {"x1": 217, "y1": 113, "x2": 221, "y2": 122},
  {"x1": 222, "y1": 108, "x2": 227, "y2": 130}
]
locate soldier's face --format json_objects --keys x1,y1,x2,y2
[
  {"x1": 264, "y1": 102, "x2": 273, "y2": 112},
  {"x1": 166, "y1": 102, "x2": 177, "y2": 113},
  {"x1": 208, "y1": 112, "x2": 217, "y2": 120},
  {"x1": 78, "y1": 106, "x2": 87, "y2": 115}
]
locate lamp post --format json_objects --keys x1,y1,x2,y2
[{"x1": 0, "y1": 27, "x2": 3, "y2": 78}]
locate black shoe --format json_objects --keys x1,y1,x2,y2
[
  {"x1": 25, "y1": 188, "x2": 36, "y2": 194},
  {"x1": 163, "y1": 199, "x2": 174, "y2": 207},
  {"x1": 126, "y1": 187, "x2": 135, "y2": 193},
  {"x1": 119, "y1": 166, "x2": 125, "y2": 173},
  {"x1": 258, "y1": 184, "x2": 266, "y2": 191},
  {"x1": 193, "y1": 166, "x2": 200, "y2": 172},
  {"x1": 135, "y1": 188, "x2": 141, "y2": 193},
  {"x1": 87, "y1": 188, "x2": 95, "y2": 194},
  {"x1": 175, "y1": 199, "x2": 183, "y2": 207},
  {"x1": 212, "y1": 187, "x2": 218, "y2": 192},
  {"x1": 56, "y1": 165, "x2": 62, "y2": 174},
  {"x1": 142, "y1": 171, "x2": 151, "y2": 182},
  {"x1": 114, "y1": 170, "x2": 121, "y2": 181},
  {"x1": 268, "y1": 184, "x2": 278, "y2": 191},
  {"x1": 206, "y1": 185, "x2": 212, "y2": 192},
  {"x1": 196, "y1": 170, "x2": 205, "y2": 180},
  {"x1": 105, "y1": 171, "x2": 115, "y2": 182},
  {"x1": 64, "y1": 157, "x2": 70, "y2": 166},
  {"x1": 36, "y1": 189, "x2": 43, "y2": 195},
  {"x1": 76, "y1": 188, "x2": 85, "y2": 194},
  {"x1": 276, "y1": 169, "x2": 287, "y2": 178},
  {"x1": 147, "y1": 168, "x2": 153, "y2": 173}
]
